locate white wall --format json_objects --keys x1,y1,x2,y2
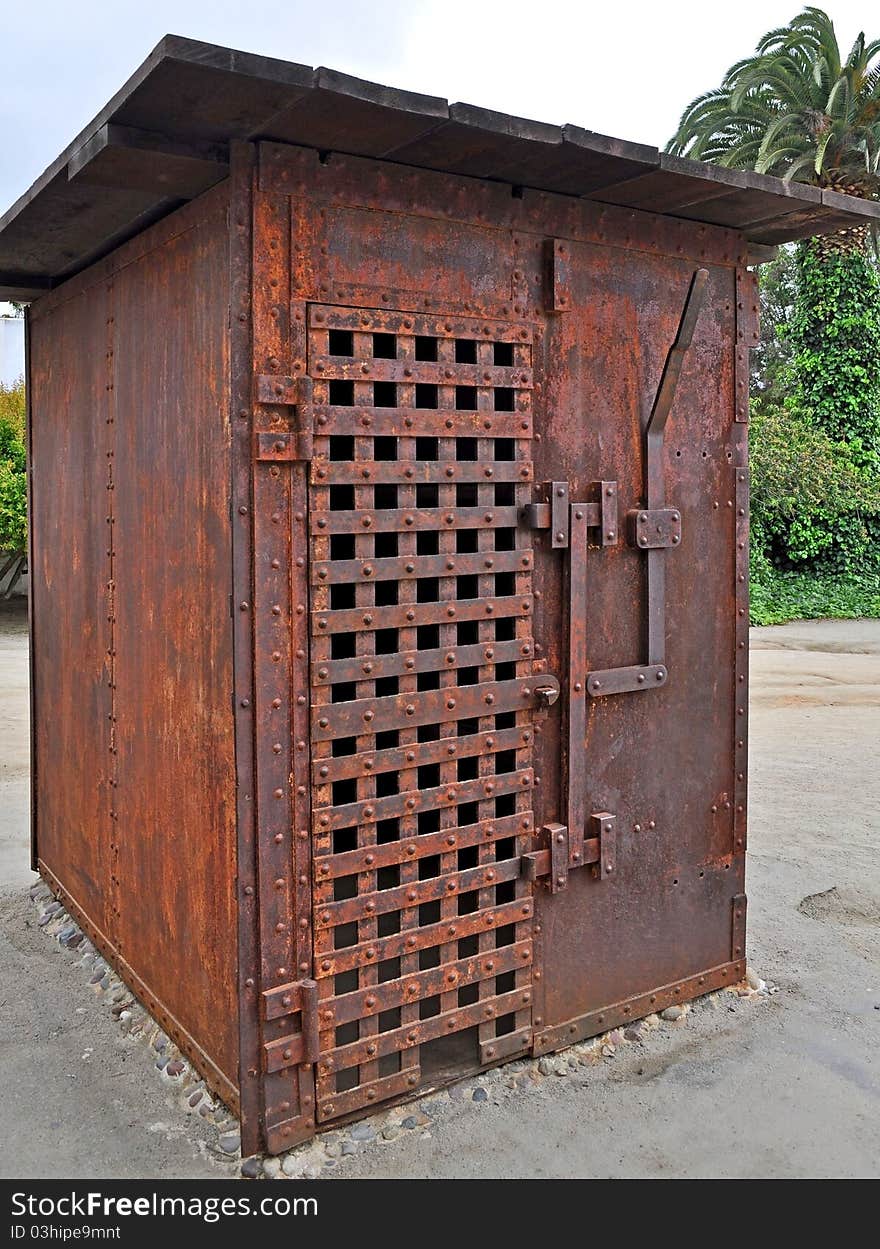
[{"x1": 0, "y1": 317, "x2": 25, "y2": 387}]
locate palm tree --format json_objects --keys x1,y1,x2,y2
[
  {"x1": 667, "y1": 7, "x2": 880, "y2": 568},
  {"x1": 667, "y1": 6, "x2": 880, "y2": 251}
]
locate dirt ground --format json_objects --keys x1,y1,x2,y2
[{"x1": 1, "y1": 596, "x2": 877, "y2": 1179}]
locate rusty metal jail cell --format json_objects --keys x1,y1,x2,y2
[{"x1": 5, "y1": 37, "x2": 877, "y2": 1156}]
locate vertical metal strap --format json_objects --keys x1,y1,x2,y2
[{"x1": 566, "y1": 503, "x2": 588, "y2": 861}]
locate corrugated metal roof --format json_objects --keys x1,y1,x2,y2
[{"x1": 2, "y1": 34, "x2": 878, "y2": 300}]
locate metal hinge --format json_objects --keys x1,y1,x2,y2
[
  {"x1": 261, "y1": 978, "x2": 319, "y2": 1073},
  {"x1": 253, "y1": 375, "x2": 313, "y2": 461},
  {"x1": 522, "y1": 813, "x2": 616, "y2": 893}
]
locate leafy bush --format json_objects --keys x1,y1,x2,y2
[
  {"x1": 750, "y1": 401, "x2": 880, "y2": 572},
  {"x1": 0, "y1": 378, "x2": 27, "y2": 553},
  {"x1": 788, "y1": 242, "x2": 880, "y2": 466}
]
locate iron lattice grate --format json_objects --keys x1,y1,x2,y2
[{"x1": 308, "y1": 306, "x2": 537, "y2": 1121}]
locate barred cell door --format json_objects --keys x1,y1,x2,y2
[{"x1": 306, "y1": 304, "x2": 556, "y2": 1123}]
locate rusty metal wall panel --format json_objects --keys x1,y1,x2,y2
[
  {"x1": 108, "y1": 198, "x2": 238, "y2": 1086},
  {"x1": 29, "y1": 286, "x2": 113, "y2": 936}
]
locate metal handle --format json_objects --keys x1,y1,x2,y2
[{"x1": 585, "y1": 268, "x2": 708, "y2": 697}]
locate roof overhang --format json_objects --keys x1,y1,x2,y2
[{"x1": 2, "y1": 34, "x2": 878, "y2": 301}]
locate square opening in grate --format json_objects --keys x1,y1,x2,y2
[
  {"x1": 494, "y1": 572, "x2": 514, "y2": 602},
  {"x1": 415, "y1": 384, "x2": 438, "y2": 409},
  {"x1": 493, "y1": 342, "x2": 514, "y2": 366},
  {"x1": 334, "y1": 922, "x2": 358, "y2": 949},
  {"x1": 328, "y1": 330, "x2": 354, "y2": 357},
  {"x1": 494, "y1": 388, "x2": 515, "y2": 411},
  {"x1": 329, "y1": 436, "x2": 355, "y2": 461},
  {"x1": 419, "y1": 900, "x2": 441, "y2": 925},
  {"x1": 329, "y1": 380, "x2": 354, "y2": 405},
  {"x1": 375, "y1": 630, "x2": 399, "y2": 655},
  {"x1": 378, "y1": 911, "x2": 401, "y2": 936},
  {"x1": 456, "y1": 438, "x2": 477, "y2": 462},
  {"x1": 374, "y1": 436, "x2": 398, "y2": 460},
  {"x1": 415, "y1": 336, "x2": 438, "y2": 361},
  {"x1": 330, "y1": 534, "x2": 355, "y2": 560},
  {"x1": 374, "y1": 381, "x2": 397, "y2": 408},
  {"x1": 377, "y1": 818, "x2": 400, "y2": 844},
  {"x1": 419, "y1": 945, "x2": 441, "y2": 970},
  {"x1": 377, "y1": 865, "x2": 401, "y2": 891},
  {"x1": 374, "y1": 533, "x2": 398, "y2": 558},
  {"x1": 373, "y1": 333, "x2": 397, "y2": 359},
  {"x1": 455, "y1": 385, "x2": 477, "y2": 410},
  {"x1": 418, "y1": 809, "x2": 441, "y2": 835},
  {"x1": 416, "y1": 483, "x2": 438, "y2": 508},
  {"x1": 333, "y1": 826, "x2": 358, "y2": 854},
  {"x1": 330, "y1": 484, "x2": 355, "y2": 510},
  {"x1": 379, "y1": 1052, "x2": 402, "y2": 1077},
  {"x1": 374, "y1": 484, "x2": 398, "y2": 510},
  {"x1": 378, "y1": 957, "x2": 401, "y2": 982},
  {"x1": 416, "y1": 437, "x2": 439, "y2": 461}
]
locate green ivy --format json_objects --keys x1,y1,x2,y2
[{"x1": 788, "y1": 241, "x2": 880, "y2": 466}]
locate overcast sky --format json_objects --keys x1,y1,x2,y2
[{"x1": 0, "y1": 0, "x2": 873, "y2": 314}]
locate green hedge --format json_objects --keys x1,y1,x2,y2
[{"x1": 0, "y1": 379, "x2": 27, "y2": 553}]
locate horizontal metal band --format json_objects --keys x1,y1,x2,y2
[
  {"x1": 311, "y1": 460, "x2": 532, "y2": 486},
  {"x1": 479, "y1": 1028, "x2": 531, "y2": 1065},
  {"x1": 311, "y1": 637, "x2": 531, "y2": 688},
  {"x1": 311, "y1": 547, "x2": 532, "y2": 587},
  {"x1": 315, "y1": 854, "x2": 522, "y2": 928},
  {"x1": 310, "y1": 677, "x2": 552, "y2": 740},
  {"x1": 313, "y1": 407, "x2": 533, "y2": 438},
  {"x1": 311, "y1": 357, "x2": 532, "y2": 388},
  {"x1": 312, "y1": 593, "x2": 531, "y2": 636},
  {"x1": 315, "y1": 767, "x2": 532, "y2": 833},
  {"x1": 309, "y1": 306, "x2": 534, "y2": 344},
  {"x1": 319, "y1": 985, "x2": 532, "y2": 1078},
  {"x1": 312, "y1": 722, "x2": 532, "y2": 784},
  {"x1": 321, "y1": 939, "x2": 531, "y2": 1027},
  {"x1": 315, "y1": 810, "x2": 531, "y2": 878},
  {"x1": 314, "y1": 896, "x2": 533, "y2": 978},
  {"x1": 317, "y1": 1067, "x2": 420, "y2": 1123},
  {"x1": 310, "y1": 503, "x2": 521, "y2": 534},
  {"x1": 531, "y1": 959, "x2": 747, "y2": 1056},
  {"x1": 586, "y1": 663, "x2": 668, "y2": 696}
]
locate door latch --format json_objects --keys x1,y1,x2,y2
[
  {"x1": 522, "y1": 813, "x2": 616, "y2": 893},
  {"x1": 523, "y1": 481, "x2": 617, "y2": 548}
]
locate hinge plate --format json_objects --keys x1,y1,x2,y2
[
  {"x1": 261, "y1": 977, "x2": 319, "y2": 1071},
  {"x1": 254, "y1": 376, "x2": 313, "y2": 461}
]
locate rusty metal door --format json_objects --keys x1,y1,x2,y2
[
  {"x1": 527, "y1": 245, "x2": 749, "y2": 1052},
  {"x1": 305, "y1": 305, "x2": 555, "y2": 1122}
]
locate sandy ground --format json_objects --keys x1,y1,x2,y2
[{"x1": 1, "y1": 597, "x2": 878, "y2": 1179}]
